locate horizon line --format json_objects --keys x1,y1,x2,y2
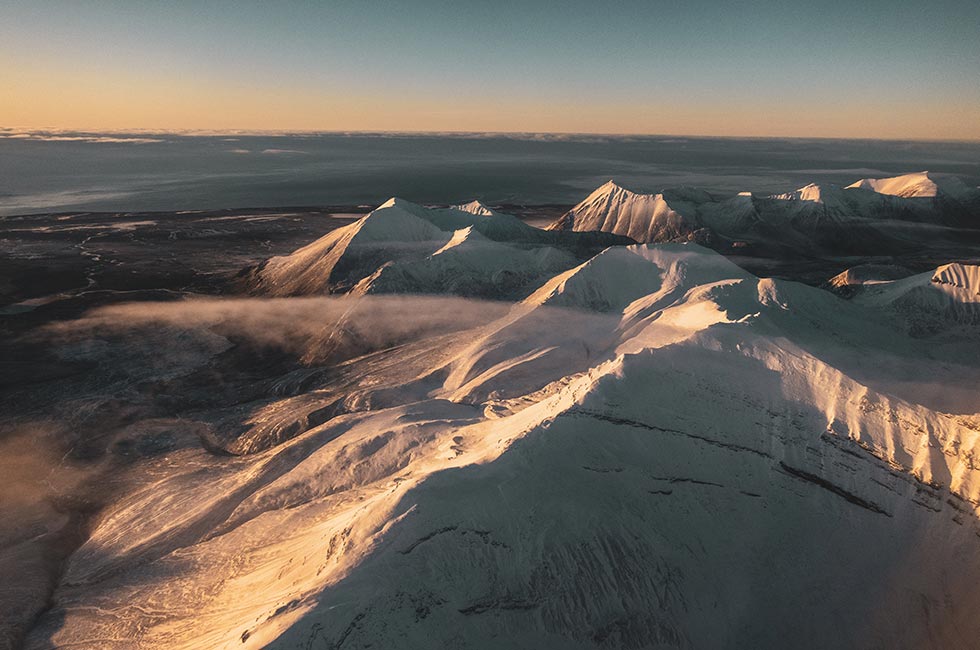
[{"x1": 3, "y1": 126, "x2": 980, "y2": 145}]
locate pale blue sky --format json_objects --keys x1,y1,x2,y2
[{"x1": 3, "y1": 0, "x2": 979, "y2": 138}]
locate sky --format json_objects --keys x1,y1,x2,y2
[{"x1": 2, "y1": 0, "x2": 979, "y2": 140}]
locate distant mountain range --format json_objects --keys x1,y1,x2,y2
[
  {"x1": 549, "y1": 171, "x2": 980, "y2": 255},
  {"x1": 244, "y1": 171, "x2": 980, "y2": 302},
  {"x1": 243, "y1": 197, "x2": 629, "y2": 299}
]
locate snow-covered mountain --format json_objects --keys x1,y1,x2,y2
[
  {"x1": 847, "y1": 170, "x2": 975, "y2": 199},
  {"x1": 548, "y1": 172, "x2": 980, "y2": 252},
  {"x1": 245, "y1": 198, "x2": 451, "y2": 295},
  {"x1": 25, "y1": 217, "x2": 980, "y2": 649},
  {"x1": 547, "y1": 181, "x2": 706, "y2": 243},
  {"x1": 826, "y1": 263, "x2": 913, "y2": 292},
  {"x1": 354, "y1": 226, "x2": 576, "y2": 299},
  {"x1": 245, "y1": 197, "x2": 628, "y2": 297},
  {"x1": 453, "y1": 199, "x2": 503, "y2": 217},
  {"x1": 243, "y1": 171, "x2": 978, "y2": 303},
  {"x1": 848, "y1": 262, "x2": 980, "y2": 336}
]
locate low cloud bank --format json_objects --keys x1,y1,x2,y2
[{"x1": 45, "y1": 294, "x2": 513, "y2": 361}]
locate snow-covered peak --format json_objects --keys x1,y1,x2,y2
[
  {"x1": 796, "y1": 183, "x2": 825, "y2": 203},
  {"x1": 375, "y1": 196, "x2": 433, "y2": 214},
  {"x1": 851, "y1": 261, "x2": 980, "y2": 337},
  {"x1": 355, "y1": 198, "x2": 448, "y2": 241},
  {"x1": 549, "y1": 180, "x2": 699, "y2": 243},
  {"x1": 452, "y1": 200, "x2": 498, "y2": 217},
  {"x1": 828, "y1": 264, "x2": 911, "y2": 290},
  {"x1": 576, "y1": 180, "x2": 653, "y2": 206},
  {"x1": 772, "y1": 183, "x2": 846, "y2": 205},
  {"x1": 593, "y1": 179, "x2": 623, "y2": 194},
  {"x1": 246, "y1": 198, "x2": 449, "y2": 295},
  {"x1": 524, "y1": 245, "x2": 663, "y2": 311},
  {"x1": 846, "y1": 171, "x2": 972, "y2": 199},
  {"x1": 356, "y1": 224, "x2": 575, "y2": 299},
  {"x1": 431, "y1": 225, "x2": 488, "y2": 256},
  {"x1": 629, "y1": 242, "x2": 752, "y2": 285},
  {"x1": 932, "y1": 263, "x2": 980, "y2": 295},
  {"x1": 550, "y1": 171, "x2": 980, "y2": 250},
  {"x1": 426, "y1": 203, "x2": 535, "y2": 242}
]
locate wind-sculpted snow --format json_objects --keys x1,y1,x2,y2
[{"x1": 21, "y1": 226, "x2": 980, "y2": 650}]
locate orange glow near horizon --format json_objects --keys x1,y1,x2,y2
[
  {"x1": 4, "y1": 57, "x2": 980, "y2": 141},
  {"x1": 4, "y1": 1, "x2": 980, "y2": 142}
]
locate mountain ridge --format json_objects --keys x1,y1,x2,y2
[
  {"x1": 547, "y1": 172, "x2": 980, "y2": 252},
  {"x1": 30, "y1": 237, "x2": 980, "y2": 650}
]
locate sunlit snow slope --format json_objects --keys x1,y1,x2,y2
[
  {"x1": 549, "y1": 171, "x2": 980, "y2": 248},
  {"x1": 246, "y1": 198, "x2": 628, "y2": 297},
  {"x1": 25, "y1": 214, "x2": 980, "y2": 650},
  {"x1": 846, "y1": 171, "x2": 973, "y2": 199}
]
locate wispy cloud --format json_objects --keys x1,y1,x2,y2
[
  {"x1": 790, "y1": 167, "x2": 891, "y2": 176},
  {"x1": 0, "y1": 131, "x2": 163, "y2": 144},
  {"x1": 43, "y1": 295, "x2": 511, "y2": 361},
  {"x1": 0, "y1": 188, "x2": 135, "y2": 214}
]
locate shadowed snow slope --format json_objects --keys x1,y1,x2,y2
[
  {"x1": 26, "y1": 235, "x2": 980, "y2": 650},
  {"x1": 453, "y1": 199, "x2": 501, "y2": 217},
  {"x1": 525, "y1": 246, "x2": 666, "y2": 312},
  {"x1": 850, "y1": 262, "x2": 980, "y2": 336},
  {"x1": 828, "y1": 263, "x2": 913, "y2": 290},
  {"x1": 419, "y1": 201, "x2": 540, "y2": 242},
  {"x1": 355, "y1": 226, "x2": 578, "y2": 299},
  {"x1": 247, "y1": 198, "x2": 450, "y2": 295},
  {"x1": 247, "y1": 197, "x2": 629, "y2": 297}
]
